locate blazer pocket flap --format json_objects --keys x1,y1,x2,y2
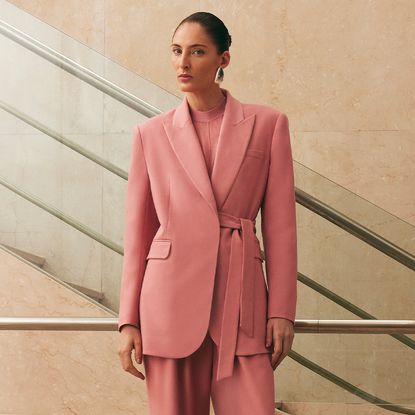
[
  {"x1": 246, "y1": 149, "x2": 264, "y2": 159},
  {"x1": 146, "y1": 239, "x2": 172, "y2": 259}
]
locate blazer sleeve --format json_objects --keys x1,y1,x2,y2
[
  {"x1": 118, "y1": 125, "x2": 160, "y2": 332},
  {"x1": 260, "y1": 112, "x2": 298, "y2": 324}
]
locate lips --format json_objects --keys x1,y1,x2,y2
[{"x1": 178, "y1": 75, "x2": 192, "y2": 79}]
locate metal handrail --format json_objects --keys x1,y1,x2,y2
[
  {"x1": 289, "y1": 350, "x2": 415, "y2": 415},
  {"x1": 0, "y1": 19, "x2": 162, "y2": 118},
  {"x1": 2, "y1": 317, "x2": 414, "y2": 414},
  {"x1": 0, "y1": 175, "x2": 123, "y2": 255},
  {"x1": 1, "y1": 317, "x2": 414, "y2": 332},
  {"x1": 0, "y1": 100, "x2": 128, "y2": 180},
  {"x1": 296, "y1": 188, "x2": 415, "y2": 271},
  {"x1": 298, "y1": 272, "x2": 415, "y2": 349}
]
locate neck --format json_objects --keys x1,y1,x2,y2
[{"x1": 185, "y1": 87, "x2": 226, "y2": 111}]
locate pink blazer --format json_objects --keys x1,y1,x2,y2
[{"x1": 118, "y1": 87, "x2": 297, "y2": 381}]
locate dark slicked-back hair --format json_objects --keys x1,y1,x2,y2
[{"x1": 172, "y1": 11, "x2": 232, "y2": 54}]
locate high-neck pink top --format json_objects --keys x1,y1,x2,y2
[{"x1": 188, "y1": 94, "x2": 227, "y2": 178}]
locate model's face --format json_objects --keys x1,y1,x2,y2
[{"x1": 170, "y1": 22, "x2": 230, "y2": 92}]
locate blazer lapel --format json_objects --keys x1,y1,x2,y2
[
  {"x1": 210, "y1": 88, "x2": 256, "y2": 210},
  {"x1": 162, "y1": 95, "x2": 218, "y2": 215},
  {"x1": 162, "y1": 87, "x2": 256, "y2": 216}
]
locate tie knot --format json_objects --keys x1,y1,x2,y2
[{"x1": 218, "y1": 211, "x2": 256, "y2": 234}]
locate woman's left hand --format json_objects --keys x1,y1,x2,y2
[{"x1": 266, "y1": 317, "x2": 295, "y2": 370}]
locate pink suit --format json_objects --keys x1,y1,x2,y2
[{"x1": 118, "y1": 87, "x2": 297, "y2": 412}]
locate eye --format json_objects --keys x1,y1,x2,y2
[{"x1": 171, "y1": 48, "x2": 204, "y2": 56}]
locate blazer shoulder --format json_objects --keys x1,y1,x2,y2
[
  {"x1": 242, "y1": 102, "x2": 287, "y2": 124},
  {"x1": 134, "y1": 108, "x2": 174, "y2": 137}
]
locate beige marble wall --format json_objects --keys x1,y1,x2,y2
[{"x1": 8, "y1": 0, "x2": 415, "y2": 226}]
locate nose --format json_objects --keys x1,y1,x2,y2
[{"x1": 178, "y1": 52, "x2": 190, "y2": 70}]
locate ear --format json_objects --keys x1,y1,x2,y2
[{"x1": 221, "y1": 51, "x2": 231, "y2": 68}]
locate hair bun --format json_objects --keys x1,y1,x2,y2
[{"x1": 174, "y1": 12, "x2": 232, "y2": 53}]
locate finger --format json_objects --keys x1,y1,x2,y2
[
  {"x1": 274, "y1": 333, "x2": 293, "y2": 368},
  {"x1": 286, "y1": 330, "x2": 294, "y2": 350},
  {"x1": 126, "y1": 365, "x2": 146, "y2": 380},
  {"x1": 119, "y1": 352, "x2": 145, "y2": 380},
  {"x1": 271, "y1": 335, "x2": 283, "y2": 368},
  {"x1": 134, "y1": 338, "x2": 142, "y2": 364},
  {"x1": 271, "y1": 349, "x2": 282, "y2": 368},
  {"x1": 274, "y1": 349, "x2": 286, "y2": 368},
  {"x1": 265, "y1": 321, "x2": 273, "y2": 347}
]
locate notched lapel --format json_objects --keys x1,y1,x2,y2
[
  {"x1": 162, "y1": 88, "x2": 256, "y2": 216},
  {"x1": 211, "y1": 111, "x2": 256, "y2": 210},
  {"x1": 162, "y1": 104, "x2": 218, "y2": 215}
]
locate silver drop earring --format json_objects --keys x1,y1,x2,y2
[{"x1": 214, "y1": 67, "x2": 224, "y2": 84}]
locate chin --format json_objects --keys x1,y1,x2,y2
[{"x1": 178, "y1": 84, "x2": 196, "y2": 92}]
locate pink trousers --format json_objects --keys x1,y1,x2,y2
[{"x1": 142, "y1": 331, "x2": 275, "y2": 415}]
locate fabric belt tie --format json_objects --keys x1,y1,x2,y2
[{"x1": 215, "y1": 211, "x2": 258, "y2": 382}]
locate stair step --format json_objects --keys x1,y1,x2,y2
[
  {"x1": 0, "y1": 244, "x2": 104, "y2": 303},
  {"x1": 275, "y1": 401, "x2": 291, "y2": 414},
  {"x1": 63, "y1": 282, "x2": 104, "y2": 302},
  {"x1": 0, "y1": 243, "x2": 46, "y2": 267}
]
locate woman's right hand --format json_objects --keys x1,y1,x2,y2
[{"x1": 118, "y1": 325, "x2": 145, "y2": 380}]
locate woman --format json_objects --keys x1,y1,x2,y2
[{"x1": 118, "y1": 11, "x2": 297, "y2": 415}]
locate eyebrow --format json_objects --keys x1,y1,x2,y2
[{"x1": 170, "y1": 43, "x2": 208, "y2": 48}]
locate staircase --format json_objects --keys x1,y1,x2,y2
[{"x1": 0, "y1": 1, "x2": 414, "y2": 414}]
